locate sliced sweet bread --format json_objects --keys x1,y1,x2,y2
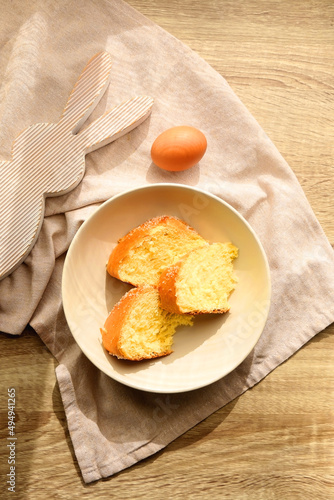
[
  {"x1": 100, "y1": 285, "x2": 193, "y2": 361},
  {"x1": 107, "y1": 215, "x2": 208, "y2": 287},
  {"x1": 158, "y1": 242, "x2": 238, "y2": 314}
]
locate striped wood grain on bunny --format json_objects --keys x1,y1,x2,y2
[{"x1": 0, "y1": 51, "x2": 153, "y2": 280}]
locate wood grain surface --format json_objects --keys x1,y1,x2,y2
[{"x1": 1, "y1": 1, "x2": 333, "y2": 499}]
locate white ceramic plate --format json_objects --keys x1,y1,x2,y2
[{"x1": 62, "y1": 183, "x2": 271, "y2": 393}]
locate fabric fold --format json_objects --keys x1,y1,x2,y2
[{"x1": 1, "y1": 0, "x2": 333, "y2": 483}]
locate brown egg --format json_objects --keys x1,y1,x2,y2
[{"x1": 151, "y1": 126, "x2": 207, "y2": 171}]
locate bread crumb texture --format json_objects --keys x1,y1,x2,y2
[
  {"x1": 160, "y1": 242, "x2": 238, "y2": 314},
  {"x1": 101, "y1": 286, "x2": 193, "y2": 361},
  {"x1": 103, "y1": 216, "x2": 239, "y2": 361},
  {"x1": 108, "y1": 216, "x2": 207, "y2": 286}
]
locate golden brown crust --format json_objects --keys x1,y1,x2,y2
[
  {"x1": 127, "y1": 350, "x2": 172, "y2": 362},
  {"x1": 192, "y1": 306, "x2": 230, "y2": 314},
  {"x1": 158, "y1": 262, "x2": 184, "y2": 314},
  {"x1": 106, "y1": 215, "x2": 203, "y2": 281},
  {"x1": 100, "y1": 287, "x2": 140, "y2": 358},
  {"x1": 100, "y1": 286, "x2": 174, "y2": 361}
]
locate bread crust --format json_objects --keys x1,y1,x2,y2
[
  {"x1": 158, "y1": 262, "x2": 184, "y2": 314},
  {"x1": 100, "y1": 287, "x2": 139, "y2": 359},
  {"x1": 100, "y1": 286, "x2": 173, "y2": 361},
  {"x1": 106, "y1": 215, "x2": 204, "y2": 282}
]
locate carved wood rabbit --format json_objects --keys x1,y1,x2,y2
[{"x1": 0, "y1": 51, "x2": 153, "y2": 280}]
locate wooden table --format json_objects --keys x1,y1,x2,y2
[{"x1": 1, "y1": 1, "x2": 333, "y2": 498}]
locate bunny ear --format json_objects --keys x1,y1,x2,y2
[
  {"x1": 59, "y1": 51, "x2": 112, "y2": 134},
  {"x1": 77, "y1": 95, "x2": 154, "y2": 153}
]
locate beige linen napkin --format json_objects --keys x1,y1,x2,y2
[{"x1": 1, "y1": 0, "x2": 334, "y2": 483}]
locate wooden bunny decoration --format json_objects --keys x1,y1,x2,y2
[{"x1": 0, "y1": 51, "x2": 153, "y2": 280}]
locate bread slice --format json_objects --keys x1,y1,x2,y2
[
  {"x1": 158, "y1": 242, "x2": 238, "y2": 314},
  {"x1": 107, "y1": 215, "x2": 208, "y2": 287},
  {"x1": 100, "y1": 286, "x2": 193, "y2": 361}
]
